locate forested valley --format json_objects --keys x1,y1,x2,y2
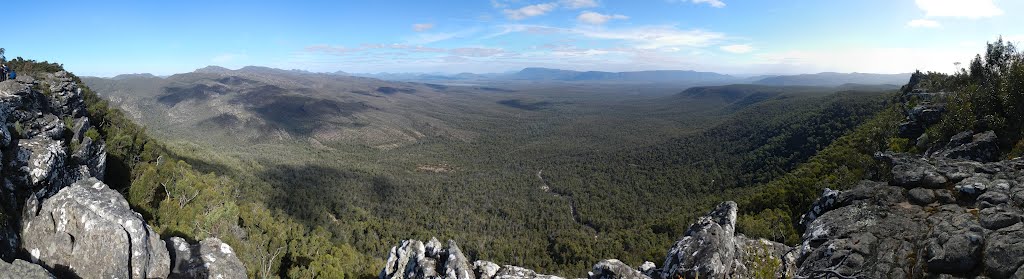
[{"x1": 75, "y1": 63, "x2": 903, "y2": 278}]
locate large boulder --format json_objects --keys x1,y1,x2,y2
[
  {"x1": 660, "y1": 201, "x2": 794, "y2": 279},
  {"x1": 908, "y1": 104, "x2": 944, "y2": 125},
  {"x1": 487, "y1": 264, "x2": 564, "y2": 279},
  {"x1": 924, "y1": 205, "x2": 984, "y2": 274},
  {"x1": 984, "y1": 223, "x2": 1024, "y2": 278},
  {"x1": 13, "y1": 136, "x2": 70, "y2": 197},
  {"x1": 661, "y1": 201, "x2": 739, "y2": 279},
  {"x1": 798, "y1": 188, "x2": 840, "y2": 228},
  {"x1": 166, "y1": 237, "x2": 247, "y2": 279},
  {"x1": 932, "y1": 130, "x2": 1000, "y2": 162},
  {"x1": 589, "y1": 259, "x2": 650, "y2": 279},
  {"x1": 795, "y1": 181, "x2": 926, "y2": 278},
  {"x1": 0, "y1": 259, "x2": 54, "y2": 279},
  {"x1": 20, "y1": 178, "x2": 170, "y2": 279},
  {"x1": 877, "y1": 152, "x2": 948, "y2": 189}
]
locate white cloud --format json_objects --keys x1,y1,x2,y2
[
  {"x1": 720, "y1": 44, "x2": 754, "y2": 54},
  {"x1": 404, "y1": 27, "x2": 481, "y2": 44},
  {"x1": 577, "y1": 11, "x2": 628, "y2": 25},
  {"x1": 305, "y1": 44, "x2": 507, "y2": 58},
  {"x1": 915, "y1": 0, "x2": 1002, "y2": 18},
  {"x1": 491, "y1": 24, "x2": 725, "y2": 49},
  {"x1": 504, "y1": 3, "x2": 559, "y2": 20},
  {"x1": 560, "y1": 0, "x2": 599, "y2": 9},
  {"x1": 752, "y1": 46, "x2": 979, "y2": 74},
  {"x1": 692, "y1": 0, "x2": 725, "y2": 8},
  {"x1": 907, "y1": 19, "x2": 941, "y2": 28},
  {"x1": 412, "y1": 23, "x2": 435, "y2": 32},
  {"x1": 574, "y1": 25, "x2": 726, "y2": 49}
]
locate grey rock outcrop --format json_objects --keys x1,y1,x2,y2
[
  {"x1": 0, "y1": 71, "x2": 244, "y2": 278},
  {"x1": 589, "y1": 259, "x2": 650, "y2": 279},
  {"x1": 795, "y1": 151, "x2": 1024, "y2": 278},
  {"x1": 21, "y1": 178, "x2": 170, "y2": 279},
  {"x1": 897, "y1": 102, "x2": 945, "y2": 141},
  {"x1": 930, "y1": 130, "x2": 1000, "y2": 162},
  {"x1": 167, "y1": 237, "x2": 247, "y2": 279},
  {"x1": 488, "y1": 264, "x2": 564, "y2": 279},
  {"x1": 381, "y1": 238, "x2": 480, "y2": 279},
  {"x1": 0, "y1": 259, "x2": 54, "y2": 279},
  {"x1": 661, "y1": 201, "x2": 739, "y2": 279}
]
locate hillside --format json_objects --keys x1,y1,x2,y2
[{"x1": 84, "y1": 66, "x2": 472, "y2": 149}]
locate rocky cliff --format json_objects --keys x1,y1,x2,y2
[
  {"x1": 379, "y1": 94, "x2": 1024, "y2": 278},
  {"x1": 0, "y1": 73, "x2": 246, "y2": 278}
]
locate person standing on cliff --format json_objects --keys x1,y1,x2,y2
[{"x1": 0, "y1": 64, "x2": 7, "y2": 82}]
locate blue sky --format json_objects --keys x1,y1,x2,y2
[{"x1": 2, "y1": 0, "x2": 1022, "y2": 76}]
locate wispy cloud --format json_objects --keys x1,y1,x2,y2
[
  {"x1": 915, "y1": 0, "x2": 1002, "y2": 18},
  {"x1": 504, "y1": 3, "x2": 558, "y2": 20},
  {"x1": 491, "y1": 24, "x2": 725, "y2": 49},
  {"x1": 404, "y1": 27, "x2": 481, "y2": 45},
  {"x1": 907, "y1": 19, "x2": 941, "y2": 28},
  {"x1": 720, "y1": 44, "x2": 753, "y2": 54},
  {"x1": 577, "y1": 11, "x2": 628, "y2": 25},
  {"x1": 304, "y1": 44, "x2": 508, "y2": 58},
  {"x1": 560, "y1": 0, "x2": 599, "y2": 9},
  {"x1": 574, "y1": 26, "x2": 726, "y2": 49},
  {"x1": 412, "y1": 23, "x2": 435, "y2": 32},
  {"x1": 691, "y1": 0, "x2": 726, "y2": 8}
]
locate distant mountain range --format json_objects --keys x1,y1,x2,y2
[{"x1": 346, "y1": 67, "x2": 911, "y2": 87}]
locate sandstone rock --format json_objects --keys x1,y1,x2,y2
[
  {"x1": 979, "y1": 206, "x2": 1021, "y2": 230},
  {"x1": 935, "y1": 189, "x2": 956, "y2": 204},
  {"x1": 474, "y1": 261, "x2": 501, "y2": 279},
  {"x1": 637, "y1": 261, "x2": 656, "y2": 278},
  {"x1": 795, "y1": 181, "x2": 926, "y2": 278},
  {"x1": 880, "y1": 152, "x2": 948, "y2": 188},
  {"x1": 908, "y1": 104, "x2": 944, "y2": 125},
  {"x1": 0, "y1": 259, "x2": 54, "y2": 279},
  {"x1": 924, "y1": 205, "x2": 984, "y2": 274},
  {"x1": 907, "y1": 188, "x2": 936, "y2": 205},
  {"x1": 70, "y1": 136, "x2": 106, "y2": 181},
  {"x1": 799, "y1": 188, "x2": 840, "y2": 227},
  {"x1": 955, "y1": 174, "x2": 990, "y2": 197},
  {"x1": 492, "y1": 265, "x2": 563, "y2": 279},
  {"x1": 21, "y1": 178, "x2": 170, "y2": 279},
  {"x1": 983, "y1": 223, "x2": 1024, "y2": 278},
  {"x1": 69, "y1": 117, "x2": 89, "y2": 144},
  {"x1": 381, "y1": 238, "x2": 478, "y2": 279},
  {"x1": 897, "y1": 121, "x2": 924, "y2": 139},
  {"x1": 662, "y1": 201, "x2": 738, "y2": 279},
  {"x1": 14, "y1": 136, "x2": 71, "y2": 198},
  {"x1": 167, "y1": 237, "x2": 247, "y2": 279},
  {"x1": 933, "y1": 130, "x2": 999, "y2": 162},
  {"x1": 589, "y1": 259, "x2": 650, "y2": 279},
  {"x1": 978, "y1": 191, "x2": 1010, "y2": 209}
]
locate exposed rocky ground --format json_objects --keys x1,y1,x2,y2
[
  {"x1": 0, "y1": 74, "x2": 246, "y2": 278},
  {"x1": 379, "y1": 90, "x2": 1024, "y2": 278}
]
